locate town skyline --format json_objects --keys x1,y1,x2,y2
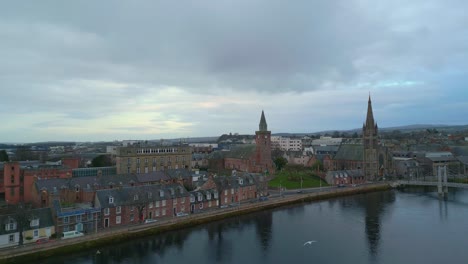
[{"x1": 1, "y1": 1, "x2": 468, "y2": 142}]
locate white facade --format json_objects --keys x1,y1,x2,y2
[
  {"x1": 271, "y1": 136, "x2": 302, "y2": 151},
  {"x1": 0, "y1": 232, "x2": 19, "y2": 249}
]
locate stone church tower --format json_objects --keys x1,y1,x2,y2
[
  {"x1": 363, "y1": 95, "x2": 379, "y2": 181},
  {"x1": 255, "y1": 111, "x2": 274, "y2": 174}
]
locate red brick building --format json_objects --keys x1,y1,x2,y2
[
  {"x1": 2, "y1": 160, "x2": 76, "y2": 205},
  {"x1": 94, "y1": 184, "x2": 190, "y2": 229},
  {"x1": 209, "y1": 111, "x2": 275, "y2": 174}
]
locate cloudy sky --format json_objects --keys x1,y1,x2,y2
[{"x1": 1, "y1": 1, "x2": 467, "y2": 142}]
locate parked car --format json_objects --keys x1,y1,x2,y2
[
  {"x1": 35, "y1": 238, "x2": 50, "y2": 244},
  {"x1": 176, "y1": 212, "x2": 189, "y2": 217},
  {"x1": 337, "y1": 184, "x2": 346, "y2": 188},
  {"x1": 259, "y1": 196, "x2": 269, "y2": 202},
  {"x1": 144, "y1": 219, "x2": 158, "y2": 224},
  {"x1": 61, "y1": 231, "x2": 84, "y2": 240},
  {"x1": 220, "y1": 205, "x2": 229, "y2": 209}
]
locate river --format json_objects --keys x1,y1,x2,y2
[{"x1": 43, "y1": 187, "x2": 468, "y2": 264}]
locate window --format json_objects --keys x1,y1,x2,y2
[
  {"x1": 104, "y1": 208, "x2": 110, "y2": 216},
  {"x1": 199, "y1": 203, "x2": 203, "y2": 209},
  {"x1": 162, "y1": 200, "x2": 166, "y2": 206},
  {"x1": 173, "y1": 198, "x2": 177, "y2": 205},
  {"x1": 231, "y1": 188, "x2": 234, "y2": 194},
  {"x1": 149, "y1": 202, "x2": 153, "y2": 209},
  {"x1": 207, "y1": 193, "x2": 211, "y2": 200},
  {"x1": 224, "y1": 190, "x2": 227, "y2": 195},
  {"x1": 224, "y1": 197, "x2": 227, "y2": 203},
  {"x1": 131, "y1": 206, "x2": 134, "y2": 211},
  {"x1": 137, "y1": 158, "x2": 140, "y2": 164},
  {"x1": 134, "y1": 194, "x2": 139, "y2": 201},
  {"x1": 155, "y1": 201, "x2": 160, "y2": 207},
  {"x1": 76, "y1": 215, "x2": 81, "y2": 222},
  {"x1": 30, "y1": 219, "x2": 39, "y2": 227},
  {"x1": 64, "y1": 216, "x2": 69, "y2": 224},
  {"x1": 116, "y1": 206, "x2": 121, "y2": 214},
  {"x1": 10, "y1": 175, "x2": 14, "y2": 184},
  {"x1": 137, "y1": 167, "x2": 140, "y2": 174},
  {"x1": 5, "y1": 219, "x2": 16, "y2": 231},
  {"x1": 162, "y1": 209, "x2": 166, "y2": 216},
  {"x1": 181, "y1": 197, "x2": 185, "y2": 204},
  {"x1": 116, "y1": 216, "x2": 121, "y2": 224},
  {"x1": 145, "y1": 167, "x2": 148, "y2": 173},
  {"x1": 33, "y1": 230, "x2": 39, "y2": 237},
  {"x1": 130, "y1": 214, "x2": 134, "y2": 221},
  {"x1": 209, "y1": 200, "x2": 212, "y2": 207},
  {"x1": 156, "y1": 210, "x2": 160, "y2": 216},
  {"x1": 109, "y1": 196, "x2": 114, "y2": 204},
  {"x1": 9, "y1": 235, "x2": 14, "y2": 243}
]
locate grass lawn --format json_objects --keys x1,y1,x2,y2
[{"x1": 269, "y1": 167, "x2": 328, "y2": 189}]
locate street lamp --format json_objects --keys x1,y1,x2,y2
[{"x1": 279, "y1": 180, "x2": 282, "y2": 197}]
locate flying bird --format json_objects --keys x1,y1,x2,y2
[{"x1": 303, "y1": 240, "x2": 317, "y2": 246}]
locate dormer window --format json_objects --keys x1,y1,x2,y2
[
  {"x1": 148, "y1": 192, "x2": 152, "y2": 199},
  {"x1": 5, "y1": 219, "x2": 17, "y2": 231},
  {"x1": 197, "y1": 193, "x2": 203, "y2": 202},
  {"x1": 214, "y1": 192, "x2": 219, "y2": 199},
  {"x1": 30, "y1": 218, "x2": 39, "y2": 227},
  {"x1": 109, "y1": 196, "x2": 114, "y2": 204},
  {"x1": 207, "y1": 192, "x2": 211, "y2": 200},
  {"x1": 170, "y1": 188, "x2": 175, "y2": 195},
  {"x1": 134, "y1": 194, "x2": 139, "y2": 201},
  {"x1": 239, "y1": 179, "x2": 243, "y2": 185},
  {"x1": 190, "y1": 195, "x2": 195, "y2": 203},
  {"x1": 159, "y1": 190, "x2": 164, "y2": 197}
]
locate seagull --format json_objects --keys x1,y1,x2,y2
[{"x1": 303, "y1": 240, "x2": 317, "y2": 246}]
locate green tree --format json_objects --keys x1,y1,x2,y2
[
  {"x1": 91, "y1": 155, "x2": 113, "y2": 167},
  {"x1": 0, "y1": 150, "x2": 9, "y2": 162},
  {"x1": 274, "y1": 157, "x2": 288, "y2": 171}
]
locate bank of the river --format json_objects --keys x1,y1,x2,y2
[{"x1": 0, "y1": 183, "x2": 390, "y2": 264}]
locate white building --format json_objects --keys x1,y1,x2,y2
[{"x1": 271, "y1": 136, "x2": 302, "y2": 151}]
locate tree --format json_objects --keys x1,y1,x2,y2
[
  {"x1": 311, "y1": 160, "x2": 323, "y2": 172},
  {"x1": 0, "y1": 150, "x2": 9, "y2": 162},
  {"x1": 274, "y1": 157, "x2": 288, "y2": 171},
  {"x1": 91, "y1": 155, "x2": 113, "y2": 167}
]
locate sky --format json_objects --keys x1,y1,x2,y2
[{"x1": 1, "y1": 1, "x2": 467, "y2": 143}]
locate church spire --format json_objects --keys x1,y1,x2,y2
[
  {"x1": 365, "y1": 94, "x2": 375, "y2": 129},
  {"x1": 259, "y1": 110, "x2": 268, "y2": 131}
]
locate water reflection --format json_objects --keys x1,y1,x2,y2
[{"x1": 337, "y1": 191, "x2": 396, "y2": 260}]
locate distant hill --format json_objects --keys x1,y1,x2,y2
[{"x1": 274, "y1": 124, "x2": 468, "y2": 137}]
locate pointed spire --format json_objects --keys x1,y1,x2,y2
[
  {"x1": 365, "y1": 94, "x2": 375, "y2": 129},
  {"x1": 259, "y1": 110, "x2": 268, "y2": 131}
]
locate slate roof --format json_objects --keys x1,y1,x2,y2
[
  {"x1": 189, "y1": 189, "x2": 218, "y2": 203},
  {"x1": 0, "y1": 207, "x2": 54, "y2": 235},
  {"x1": 166, "y1": 169, "x2": 192, "y2": 180},
  {"x1": 95, "y1": 183, "x2": 189, "y2": 208},
  {"x1": 136, "y1": 171, "x2": 170, "y2": 183},
  {"x1": 35, "y1": 174, "x2": 140, "y2": 192},
  {"x1": 212, "y1": 173, "x2": 257, "y2": 191},
  {"x1": 333, "y1": 144, "x2": 364, "y2": 161},
  {"x1": 457, "y1": 156, "x2": 468, "y2": 165},
  {"x1": 208, "y1": 145, "x2": 256, "y2": 160}
]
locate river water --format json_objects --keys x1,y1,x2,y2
[{"x1": 44, "y1": 187, "x2": 468, "y2": 264}]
